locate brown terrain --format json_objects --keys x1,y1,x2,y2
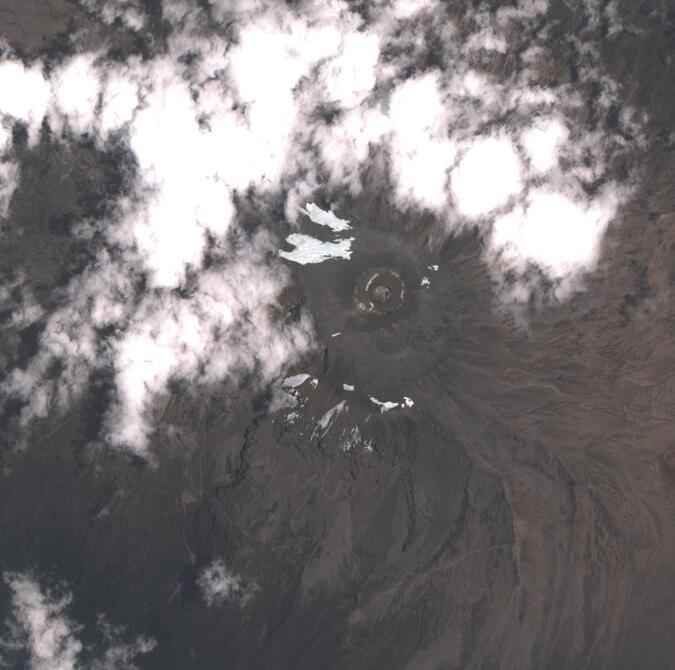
[{"x1": 1, "y1": 1, "x2": 675, "y2": 669}]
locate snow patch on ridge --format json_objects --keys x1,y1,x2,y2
[
  {"x1": 280, "y1": 203, "x2": 354, "y2": 265},
  {"x1": 302, "y1": 203, "x2": 351, "y2": 232},
  {"x1": 316, "y1": 401, "x2": 347, "y2": 436},
  {"x1": 279, "y1": 234, "x2": 354, "y2": 265},
  {"x1": 370, "y1": 396, "x2": 415, "y2": 413},
  {"x1": 282, "y1": 374, "x2": 311, "y2": 389}
]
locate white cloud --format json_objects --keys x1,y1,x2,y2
[
  {"x1": 3, "y1": 573, "x2": 81, "y2": 670},
  {"x1": 103, "y1": 243, "x2": 315, "y2": 450},
  {"x1": 198, "y1": 561, "x2": 256, "y2": 607},
  {"x1": 98, "y1": 66, "x2": 141, "y2": 137},
  {"x1": 0, "y1": 39, "x2": 320, "y2": 451},
  {"x1": 497, "y1": 0, "x2": 549, "y2": 21},
  {"x1": 388, "y1": 0, "x2": 437, "y2": 19},
  {"x1": 605, "y1": 1, "x2": 625, "y2": 37},
  {"x1": 0, "y1": 273, "x2": 43, "y2": 330},
  {"x1": 320, "y1": 32, "x2": 380, "y2": 108},
  {"x1": 388, "y1": 73, "x2": 457, "y2": 210},
  {"x1": 2, "y1": 573, "x2": 155, "y2": 670},
  {"x1": 50, "y1": 55, "x2": 102, "y2": 137},
  {"x1": 489, "y1": 187, "x2": 620, "y2": 299},
  {"x1": 0, "y1": 159, "x2": 19, "y2": 219},
  {"x1": 0, "y1": 122, "x2": 11, "y2": 152},
  {"x1": 0, "y1": 60, "x2": 51, "y2": 146},
  {"x1": 451, "y1": 136, "x2": 523, "y2": 218},
  {"x1": 83, "y1": 0, "x2": 147, "y2": 31},
  {"x1": 521, "y1": 117, "x2": 569, "y2": 174},
  {"x1": 465, "y1": 10, "x2": 509, "y2": 53},
  {"x1": 89, "y1": 616, "x2": 156, "y2": 670},
  {"x1": 308, "y1": 104, "x2": 391, "y2": 199},
  {"x1": 0, "y1": 0, "x2": 644, "y2": 449}
]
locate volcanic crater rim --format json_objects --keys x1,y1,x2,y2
[{"x1": 353, "y1": 267, "x2": 406, "y2": 315}]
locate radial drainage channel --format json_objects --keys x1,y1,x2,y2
[{"x1": 353, "y1": 268, "x2": 405, "y2": 315}]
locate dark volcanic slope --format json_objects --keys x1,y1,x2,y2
[
  {"x1": 1, "y1": 2, "x2": 675, "y2": 670},
  {"x1": 294, "y1": 201, "x2": 487, "y2": 396}
]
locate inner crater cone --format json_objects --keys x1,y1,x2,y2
[{"x1": 354, "y1": 268, "x2": 406, "y2": 315}]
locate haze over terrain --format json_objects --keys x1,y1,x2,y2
[{"x1": 0, "y1": 0, "x2": 674, "y2": 668}]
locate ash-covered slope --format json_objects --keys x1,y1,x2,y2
[{"x1": 4, "y1": 182, "x2": 675, "y2": 670}]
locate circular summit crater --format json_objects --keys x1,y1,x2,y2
[{"x1": 353, "y1": 267, "x2": 406, "y2": 315}]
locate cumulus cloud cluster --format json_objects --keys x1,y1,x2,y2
[
  {"x1": 0, "y1": 0, "x2": 642, "y2": 450},
  {"x1": 81, "y1": 0, "x2": 147, "y2": 31},
  {"x1": 0, "y1": 121, "x2": 19, "y2": 221},
  {"x1": 1, "y1": 572, "x2": 155, "y2": 670},
  {"x1": 198, "y1": 560, "x2": 257, "y2": 607}
]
